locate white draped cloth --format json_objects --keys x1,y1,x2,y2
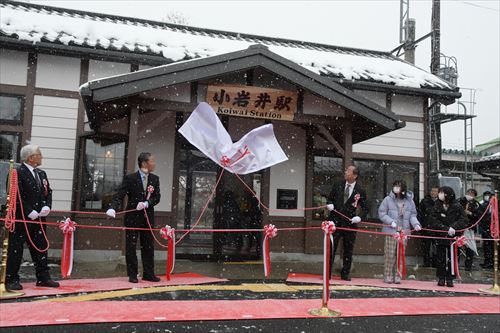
[{"x1": 179, "y1": 102, "x2": 288, "y2": 174}]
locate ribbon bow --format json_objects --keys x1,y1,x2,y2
[
  {"x1": 59, "y1": 217, "x2": 77, "y2": 233},
  {"x1": 59, "y1": 217, "x2": 77, "y2": 278},
  {"x1": 321, "y1": 220, "x2": 336, "y2": 235},
  {"x1": 263, "y1": 224, "x2": 278, "y2": 278},
  {"x1": 160, "y1": 225, "x2": 175, "y2": 280},
  {"x1": 146, "y1": 185, "x2": 154, "y2": 200}
]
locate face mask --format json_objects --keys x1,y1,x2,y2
[
  {"x1": 465, "y1": 195, "x2": 473, "y2": 201},
  {"x1": 393, "y1": 186, "x2": 401, "y2": 194},
  {"x1": 438, "y1": 193, "x2": 445, "y2": 201},
  {"x1": 484, "y1": 196, "x2": 490, "y2": 202}
]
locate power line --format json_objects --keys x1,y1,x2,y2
[{"x1": 460, "y1": 1, "x2": 500, "y2": 12}]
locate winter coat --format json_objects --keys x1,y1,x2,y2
[
  {"x1": 430, "y1": 200, "x2": 468, "y2": 245},
  {"x1": 459, "y1": 197, "x2": 481, "y2": 231},
  {"x1": 378, "y1": 191, "x2": 421, "y2": 235},
  {"x1": 418, "y1": 195, "x2": 437, "y2": 228}
]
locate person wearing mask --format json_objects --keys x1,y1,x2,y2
[
  {"x1": 107, "y1": 152, "x2": 161, "y2": 283},
  {"x1": 378, "y1": 180, "x2": 422, "y2": 284},
  {"x1": 326, "y1": 165, "x2": 368, "y2": 281},
  {"x1": 6, "y1": 144, "x2": 59, "y2": 290},
  {"x1": 459, "y1": 188, "x2": 480, "y2": 271},
  {"x1": 418, "y1": 186, "x2": 439, "y2": 267},
  {"x1": 478, "y1": 191, "x2": 494, "y2": 269},
  {"x1": 430, "y1": 186, "x2": 467, "y2": 287}
]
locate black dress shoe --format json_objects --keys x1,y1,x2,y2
[
  {"x1": 129, "y1": 277, "x2": 139, "y2": 283},
  {"x1": 6, "y1": 281, "x2": 23, "y2": 291},
  {"x1": 437, "y1": 278, "x2": 445, "y2": 286},
  {"x1": 36, "y1": 279, "x2": 60, "y2": 288},
  {"x1": 143, "y1": 275, "x2": 161, "y2": 282},
  {"x1": 340, "y1": 275, "x2": 351, "y2": 281},
  {"x1": 446, "y1": 279, "x2": 454, "y2": 287}
]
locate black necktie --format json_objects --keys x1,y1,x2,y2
[
  {"x1": 344, "y1": 184, "x2": 350, "y2": 203},
  {"x1": 34, "y1": 169, "x2": 42, "y2": 189}
]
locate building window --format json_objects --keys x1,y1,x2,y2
[
  {"x1": 312, "y1": 154, "x2": 343, "y2": 220},
  {"x1": 0, "y1": 95, "x2": 24, "y2": 124},
  {"x1": 354, "y1": 159, "x2": 419, "y2": 219},
  {"x1": 80, "y1": 138, "x2": 126, "y2": 210},
  {"x1": 0, "y1": 132, "x2": 20, "y2": 161}
]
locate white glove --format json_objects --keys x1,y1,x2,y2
[
  {"x1": 391, "y1": 221, "x2": 397, "y2": 228},
  {"x1": 448, "y1": 227, "x2": 455, "y2": 237},
  {"x1": 414, "y1": 225, "x2": 422, "y2": 232},
  {"x1": 28, "y1": 210, "x2": 39, "y2": 220},
  {"x1": 143, "y1": 201, "x2": 149, "y2": 209},
  {"x1": 106, "y1": 208, "x2": 116, "y2": 218},
  {"x1": 38, "y1": 206, "x2": 50, "y2": 217},
  {"x1": 351, "y1": 216, "x2": 361, "y2": 224},
  {"x1": 136, "y1": 202, "x2": 146, "y2": 210},
  {"x1": 326, "y1": 204, "x2": 334, "y2": 211}
]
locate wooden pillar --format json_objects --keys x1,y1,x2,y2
[
  {"x1": 23, "y1": 52, "x2": 37, "y2": 143},
  {"x1": 343, "y1": 118, "x2": 353, "y2": 168},
  {"x1": 126, "y1": 106, "x2": 139, "y2": 173}
]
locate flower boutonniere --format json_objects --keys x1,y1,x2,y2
[
  {"x1": 146, "y1": 185, "x2": 154, "y2": 200},
  {"x1": 352, "y1": 193, "x2": 361, "y2": 208},
  {"x1": 42, "y1": 179, "x2": 49, "y2": 197}
]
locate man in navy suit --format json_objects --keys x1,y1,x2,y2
[
  {"x1": 6, "y1": 144, "x2": 59, "y2": 290},
  {"x1": 326, "y1": 165, "x2": 368, "y2": 281},
  {"x1": 107, "y1": 152, "x2": 161, "y2": 283}
]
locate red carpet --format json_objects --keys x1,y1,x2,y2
[
  {"x1": 11, "y1": 273, "x2": 227, "y2": 298},
  {"x1": 287, "y1": 273, "x2": 493, "y2": 294},
  {"x1": 1, "y1": 297, "x2": 499, "y2": 327}
]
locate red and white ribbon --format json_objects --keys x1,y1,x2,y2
[
  {"x1": 160, "y1": 225, "x2": 175, "y2": 280},
  {"x1": 59, "y1": 217, "x2": 77, "y2": 278},
  {"x1": 321, "y1": 220, "x2": 336, "y2": 305},
  {"x1": 263, "y1": 224, "x2": 278, "y2": 278},
  {"x1": 450, "y1": 235, "x2": 466, "y2": 279},
  {"x1": 146, "y1": 185, "x2": 154, "y2": 201},
  {"x1": 352, "y1": 193, "x2": 361, "y2": 208},
  {"x1": 392, "y1": 231, "x2": 407, "y2": 279}
]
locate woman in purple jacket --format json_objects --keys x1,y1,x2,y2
[{"x1": 378, "y1": 180, "x2": 422, "y2": 284}]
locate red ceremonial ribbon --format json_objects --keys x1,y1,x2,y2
[
  {"x1": 160, "y1": 225, "x2": 175, "y2": 280},
  {"x1": 321, "y1": 220, "x2": 336, "y2": 305},
  {"x1": 490, "y1": 196, "x2": 499, "y2": 239},
  {"x1": 393, "y1": 230, "x2": 407, "y2": 279},
  {"x1": 352, "y1": 193, "x2": 361, "y2": 208},
  {"x1": 5, "y1": 169, "x2": 18, "y2": 232},
  {"x1": 58, "y1": 217, "x2": 77, "y2": 278},
  {"x1": 450, "y1": 235, "x2": 466, "y2": 280},
  {"x1": 146, "y1": 185, "x2": 154, "y2": 201},
  {"x1": 263, "y1": 224, "x2": 278, "y2": 278}
]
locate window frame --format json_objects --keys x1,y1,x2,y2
[
  {"x1": 0, "y1": 94, "x2": 25, "y2": 125},
  {"x1": 0, "y1": 131, "x2": 21, "y2": 162}
]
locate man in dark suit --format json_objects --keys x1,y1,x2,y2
[
  {"x1": 106, "y1": 152, "x2": 161, "y2": 283},
  {"x1": 326, "y1": 165, "x2": 368, "y2": 281},
  {"x1": 6, "y1": 144, "x2": 59, "y2": 290}
]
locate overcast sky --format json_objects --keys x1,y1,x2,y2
[{"x1": 30, "y1": 0, "x2": 500, "y2": 149}]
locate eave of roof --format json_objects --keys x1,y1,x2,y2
[{"x1": 80, "y1": 45, "x2": 404, "y2": 142}]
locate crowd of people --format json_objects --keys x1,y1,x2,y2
[{"x1": 3, "y1": 145, "x2": 498, "y2": 291}]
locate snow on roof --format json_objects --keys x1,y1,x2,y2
[{"x1": 0, "y1": 1, "x2": 456, "y2": 91}]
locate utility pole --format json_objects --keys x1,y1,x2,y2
[{"x1": 429, "y1": 0, "x2": 441, "y2": 180}]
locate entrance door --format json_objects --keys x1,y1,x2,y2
[{"x1": 176, "y1": 141, "x2": 263, "y2": 260}]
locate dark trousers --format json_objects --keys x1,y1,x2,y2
[
  {"x1": 482, "y1": 232, "x2": 494, "y2": 266},
  {"x1": 330, "y1": 229, "x2": 357, "y2": 278},
  {"x1": 464, "y1": 247, "x2": 475, "y2": 269},
  {"x1": 125, "y1": 229, "x2": 155, "y2": 278},
  {"x1": 6, "y1": 222, "x2": 51, "y2": 283},
  {"x1": 420, "y1": 237, "x2": 434, "y2": 266},
  {"x1": 436, "y1": 242, "x2": 454, "y2": 280}
]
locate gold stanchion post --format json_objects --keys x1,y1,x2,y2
[
  {"x1": 0, "y1": 159, "x2": 24, "y2": 299},
  {"x1": 479, "y1": 190, "x2": 500, "y2": 295}
]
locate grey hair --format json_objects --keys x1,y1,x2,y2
[{"x1": 20, "y1": 144, "x2": 40, "y2": 162}]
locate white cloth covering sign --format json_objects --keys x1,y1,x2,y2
[{"x1": 179, "y1": 102, "x2": 288, "y2": 174}]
